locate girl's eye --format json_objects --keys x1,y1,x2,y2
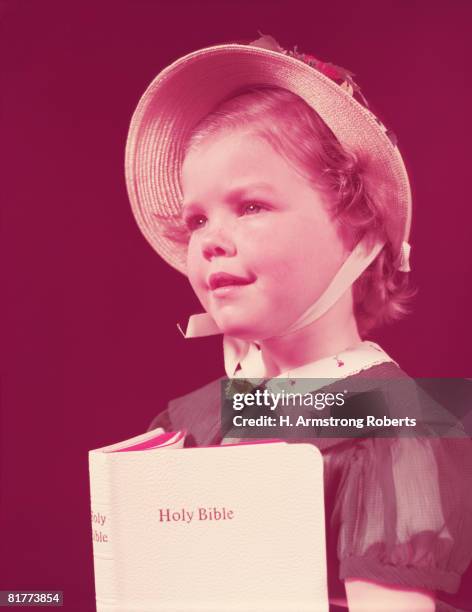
[
  {"x1": 185, "y1": 214, "x2": 207, "y2": 232},
  {"x1": 184, "y1": 202, "x2": 265, "y2": 231},
  {"x1": 241, "y1": 202, "x2": 263, "y2": 215}
]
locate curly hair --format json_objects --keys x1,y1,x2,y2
[{"x1": 178, "y1": 86, "x2": 414, "y2": 335}]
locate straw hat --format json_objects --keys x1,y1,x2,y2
[{"x1": 125, "y1": 35, "x2": 412, "y2": 275}]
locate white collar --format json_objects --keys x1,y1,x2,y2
[{"x1": 234, "y1": 341, "x2": 397, "y2": 394}]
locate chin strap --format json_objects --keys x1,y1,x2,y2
[{"x1": 180, "y1": 239, "x2": 411, "y2": 377}]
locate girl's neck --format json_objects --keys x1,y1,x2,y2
[{"x1": 258, "y1": 292, "x2": 362, "y2": 377}]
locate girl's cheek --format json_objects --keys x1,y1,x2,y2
[
  {"x1": 186, "y1": 262, "x2": 203, "y2": 300},
  {"x1": 187, "y1": 239, "x2": 202, "y2": 273}
]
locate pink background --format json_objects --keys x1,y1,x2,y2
[{"x1": 1, "y1": 1, "x2": 471, "y2": 609}]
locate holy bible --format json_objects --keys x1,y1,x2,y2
[{"x1": 88, "y1": 428, "x2": 328, "y2": 611}]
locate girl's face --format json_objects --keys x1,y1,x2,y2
[{"x1": 182, "y1": 129, "x2": 348, "y2": 340}]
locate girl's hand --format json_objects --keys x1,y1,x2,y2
[{"x1": 345, "y1": 579, "x2": 435, "y2": 611}]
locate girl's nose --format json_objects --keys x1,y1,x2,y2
[{"x1": 201, "y1": 227, "x2": 236, "y2": 261}]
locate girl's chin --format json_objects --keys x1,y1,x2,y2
[
  {"x1": 212, "y1": 316, "x2": 277, "y2": 341},
  {"x1": 217, "y1": 325, "x2": 260, "y2": 340}
]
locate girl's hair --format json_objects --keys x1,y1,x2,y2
[{"x1": 178, "y1": 86, "x2": 414, "y2": 336}]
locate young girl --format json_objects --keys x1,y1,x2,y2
[{"x1": 125, "y1": 36, "x2": 472, "y2": 611}]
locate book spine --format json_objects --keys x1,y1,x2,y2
[{"x1": 88, "y1": 452, "x2": 118, "y2": 611}]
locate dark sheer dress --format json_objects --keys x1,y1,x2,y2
[{"x1": 148, "y1": 362, "x2": 472, "y2": 611}]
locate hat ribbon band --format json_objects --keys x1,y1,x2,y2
[{"x1": 180, "y1": 238, "x2": 410, "y2": 377}]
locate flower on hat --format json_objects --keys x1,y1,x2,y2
[
  {"x1": 249, "y1": 33, "x2": 399, "y2": 147},
  {"x1": 248, "y1": 33, "x2": 285, "y2": 53},
  {"x1": 249, "y1": 33, "x2": 369, "y2": 108}
]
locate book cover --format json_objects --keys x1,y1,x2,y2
[{"x1": 89, "y1": 431, "x2": 328, "y2": 611}]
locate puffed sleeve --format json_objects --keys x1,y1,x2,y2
[
  {"x1": 147, "y1": 407, "x2": 173, "y2": 433},
  {"x1": 334, "y1": 436, "x2": 472, "y2": 594}
]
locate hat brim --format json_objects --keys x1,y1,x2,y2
[{"x1": 125, "y1": 44, "x2": 412, "y2": 275}]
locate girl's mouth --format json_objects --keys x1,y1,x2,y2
[{"x1": 208, "y1": 272, "x2": 255, "y2": 296}]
